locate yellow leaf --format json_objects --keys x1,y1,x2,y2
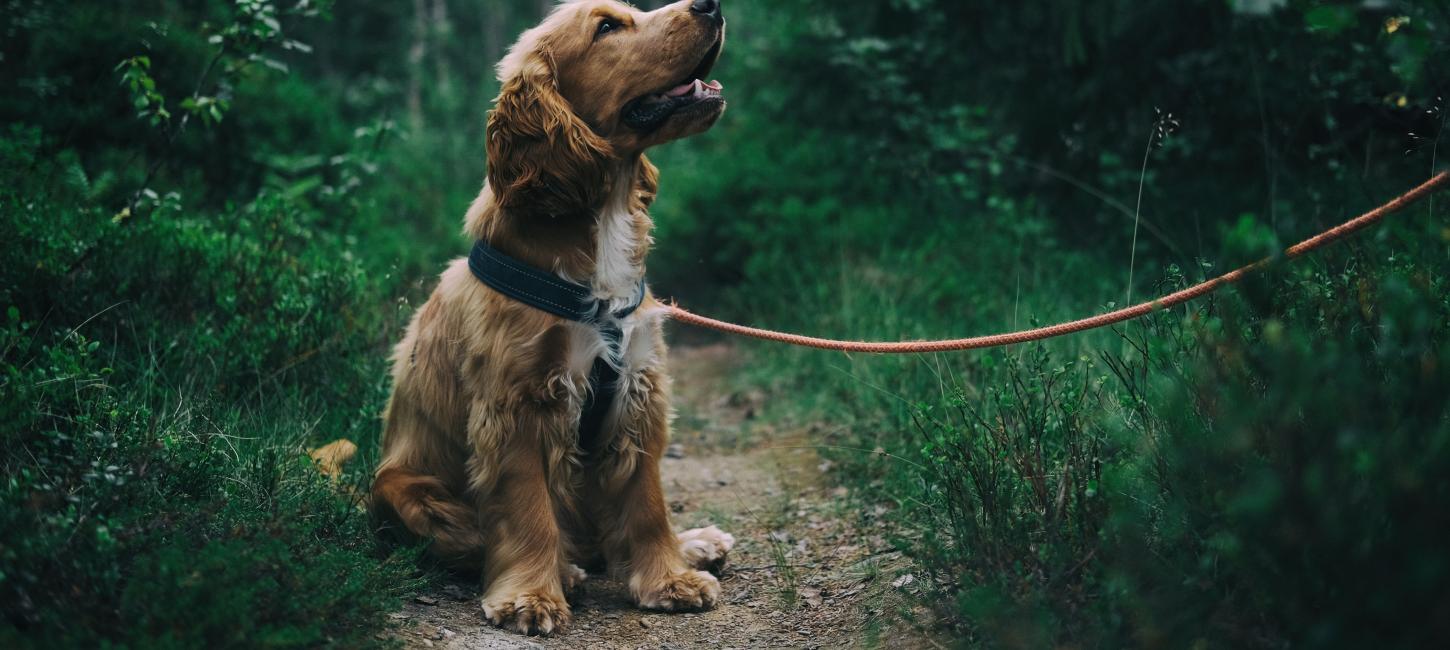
[
  {"x1": 309, "y1": 439, "x2": 358, "y2": 480},
  {"x1": 112, "y1": 207, "x2": 132, "y2": 224}
]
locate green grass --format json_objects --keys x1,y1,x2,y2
[
  {"x1": 4, "y1": 0, "x2": 1449, "y2": 647},
  {"x1": 0, "y1": 125, "x2": 428, "y2": 647},
  {"x1": 638, "y1": 2, "x2": 1450, "y2": 644},
  {"x1": 696, "y1": 193, "x2": 1450, "y2": 648}
]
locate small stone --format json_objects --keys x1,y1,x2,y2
[
  {"x1": 800, "y1": 587, "x2": 823, "y2": 608},
  {"x1": 414, "y1": 595, "x2": 440, "y2": 606},
  {"x1": 441, "y1": 628, "x2": 456, "y2": 639},
  {"x1": 638, "y1": 618, "x2": 651, "y2": 629},
  {"x1": 891, "y1": 573, "x2": 916, "y2": 589},
  {"x1": 665, "y1": 443, "x2": 686, "y2": 459}
]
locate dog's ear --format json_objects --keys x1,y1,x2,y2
[
  {"x1": 632, "y1": 154, "x2": 660, "y2": 212},
  {"x1": 487, "y1": 49, "x2": 612, "y2": 217}
]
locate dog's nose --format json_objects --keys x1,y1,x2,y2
[{"x1": 690, "y1": 0, "x2": 721, "y2": 21}]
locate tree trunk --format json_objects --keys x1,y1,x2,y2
[
  {"x1": 407, "y1": 0, "x2": 428, "y2": 129},
  {"x1": 431, "y1": 0, "x2": 454, "y2": 110},
  {"x1": 482, "y1": 0, "x2": 515, "y2": 77}
]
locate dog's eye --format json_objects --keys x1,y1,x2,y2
[{"x1": 596, "y1": 18, "x2": 619, "y2": 38}]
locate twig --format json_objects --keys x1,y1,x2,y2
[
  {"x1": 730, "y1": 564, "x2": 820, "y2": 572},
  {"x1": 1126, "y1": 125, "x2": 1155, "y2": 306}
]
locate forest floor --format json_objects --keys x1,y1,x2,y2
[{"x1": 385, "y1": 343, "x2": 943, "y2": 649}]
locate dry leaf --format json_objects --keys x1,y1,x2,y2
[{"x1": 309, "y1": 439, "x2": 357, "y2": 480}]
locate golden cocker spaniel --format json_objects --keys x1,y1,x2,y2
[{"x1": 371, "y1": 0, "x2": 735, "y2": 636}]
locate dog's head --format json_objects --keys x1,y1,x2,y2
[{"x1": 487, "y1": 0, "x2": 726, "y2": 215}]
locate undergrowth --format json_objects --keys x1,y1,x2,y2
[
  {"x1": 646, "y1": 1, "x2": 1450, "y2": 647},
  {"x1": 4, "y1": 0, "x2": 1449, "y2": 647}
]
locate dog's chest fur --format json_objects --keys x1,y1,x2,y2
[{"x1": 564, "y1": 166, "x2": 661, "y2": 386}]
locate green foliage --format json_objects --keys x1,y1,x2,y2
[
  {"x1": 0, "y1": 310, "x2": 417, "y2": 648},
  {"x1": 0, "y1": 0, "x2": 443, "y2": 645},
  {"x1": 116, "y1": 56, "x2": 171, "y2": 126},
  {"x1": 647, "y1": 0, "x2": 1450, "y2": 647},
  {"x1": 1101, "y1": 249, "x2": 1450, "y2": 648},
  {"x1": 906, "y1": 347, "x2": 1111, "y2": 647},
  {"x1": 3, "y1": 0, "x2": 1448, "y2": 646}
]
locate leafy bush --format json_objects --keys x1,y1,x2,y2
[
  {"x1": 1102, "y1": 248, "x2": 1450, "y2": 648},
  {"x1": 3, "y1": 0, "x2": 1448, "y2": 646},
  {"x1": 650, "y1": 1, "x2": 1450, "y2": 647},
  {"x1": 1, "y1": 2, "x2": 434, "y2": 645},
  {"x1": 0, "y1": 307, "x2": 418, "y2": 648}
]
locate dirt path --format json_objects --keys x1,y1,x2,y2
[{"x1": 389, "y1": 344, "x2": 940, "y2": 649}]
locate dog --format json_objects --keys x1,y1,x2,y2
[{"x1": 370, "y1": 0, "x2": 735, "y2": 636}]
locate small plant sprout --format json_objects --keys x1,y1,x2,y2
[{"x1": 1126, "y1": 108, "x2": 1180, "y2": 306}]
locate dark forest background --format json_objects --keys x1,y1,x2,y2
[{"x1": 3, "y1": 0, "x2": 1448, "y2": 647}]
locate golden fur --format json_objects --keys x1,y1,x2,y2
[{"x1": 371, "y1": 0, "x2": 734, "y2": 636}]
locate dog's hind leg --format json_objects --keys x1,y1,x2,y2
[{"x1": 372, "y1": 466, "x2": 486, "y2": 571}]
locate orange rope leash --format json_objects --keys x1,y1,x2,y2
[{"x1": 664, "y1": 171, "x2": 1450, "y2": 354}]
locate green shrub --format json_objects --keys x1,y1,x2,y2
[
  {"x1": 1102, "y1": 249, "x2": 1450, "y2": 648},
  {"x1": 0, "y1": 308, "x2": 419, "y2": 648},
  {"x1": 1, "y1": 21, "x2": 419, "y2": 642}
]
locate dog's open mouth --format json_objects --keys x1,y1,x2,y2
[{"x1": 622, "y1": 38, "x2": 724, "y2": 131}]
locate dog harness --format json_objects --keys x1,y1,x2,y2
[{"x1": 466, "y1": 240, "x2": 646, "y2": 451}]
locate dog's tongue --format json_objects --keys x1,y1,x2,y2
[
  {"x1": 665, "y1": 81, "x2": 698, "y2": 97},
  {"x1": 665, "y1": 79, "x2": 726, "y2": 98}
]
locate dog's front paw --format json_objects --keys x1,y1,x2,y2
[
  {"x1": 678, "y1": 525, "x2": 736, "y2": 574},
  {"x1": 634, "y1": 570, "x2": 721, "y2": 611},
  {"x1": 481, "y1": 590, "x2": 571, "y2": 636}
]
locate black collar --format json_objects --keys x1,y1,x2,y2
[
  {"x1": 468, "y1": 240, "x2": 646, "y2": 323},
  {"x1": 467, "y1": 240, "x2": 647, "y2": 452}
]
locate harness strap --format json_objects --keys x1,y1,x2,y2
[
  {"x1": 577, "y1": 322, "x2": 623, "y2": 453},
  {"x1": 467, "y1": 240, "x2": 646, "y2": 451}
]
